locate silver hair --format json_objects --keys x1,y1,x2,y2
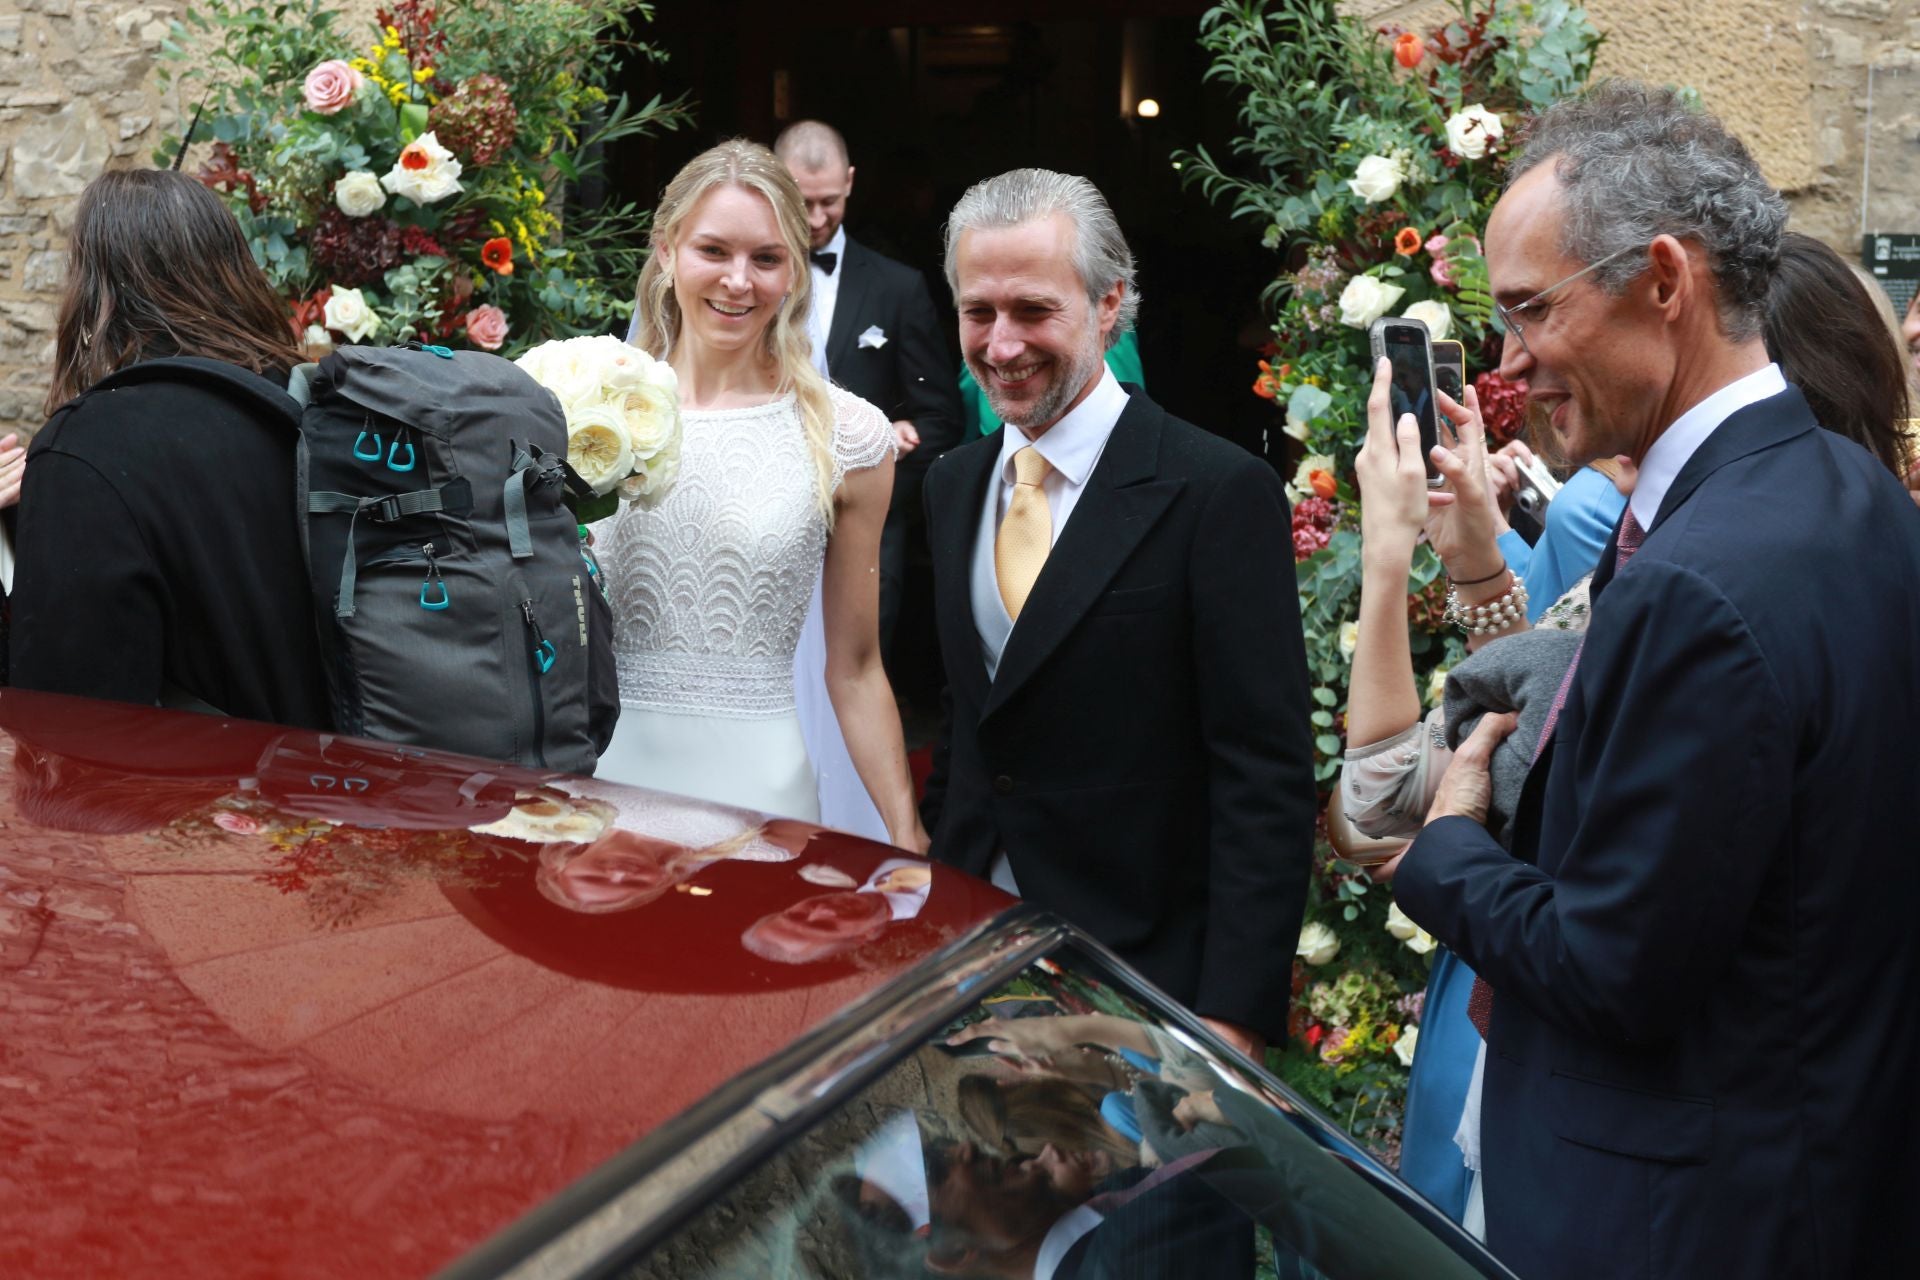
[
  {"x1": 1507, "y1": 80, "x2": 1786, "y2": 343},
  {"x1": 772, "y1": 120, "x2": 848, "y2": 172},
  {"x1": 943, "y1": 169, "x2": 1140, "y2": 346}
]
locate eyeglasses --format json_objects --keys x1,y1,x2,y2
[{"x1": 1494, "y1": 243, "x2": 1648, "y2": 354}]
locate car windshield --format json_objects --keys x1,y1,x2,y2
[{"x1": 615, "y1": 938, "x2": 1504, "y2": 1280}]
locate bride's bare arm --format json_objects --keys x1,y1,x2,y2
[{"x1": 822, "y1": 454, "x2": 931, "y2": 852}]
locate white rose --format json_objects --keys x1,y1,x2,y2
[
  {"x1": 1346, "y1": 153, "x2": 1404, "y2": 204},
  {"x1": 322, "y1": 285, "x2": 381, "y2": 343},
  {"x1": 566, "y1": 401, "x2": 636, "y2": 495},
  {"x1": 618, "y1": 442, "x2": 679, "y2": 508},
  {"x1": 521, "y1": 339, "x2": 601, "y2": 410},
  {"x1": 1444, "y1": 105, "x2": 1505, "y2": 161},
  {"x1": 380, "y1": 130, "x2": 464, "y2": 205},
  {"x1": 1392, "y1": 1024, "x2": 1419, "y2": 1067},
  {"x1": 1401, "y1": 299, "x2": 1452, "y2": 341},
  {"x1": 300, "y1": 324, "x2": 334, "y2": 360},
  {"x1": 1291, "y1": 452, "x2": 1335, "y2": 495},
  {"x1": 1296, "y1": 920, "x2": 1341, "y2": 966},
  {"x1": 1339, "y1": 621, "x2": 1360, "y2": 658},
  {"x1": 1338, "y1": 275, "x2": 1406, "y2": 330},
  {"x1": 333, "y1": 169, "x2": 386, "y2": 218},
  {"x1": 1404, "y1": 928, "x2": 1437, "y2": 955},
  {"x1": 1426, "y1": 664, "x2": 1449, "y2": 707},
  {"x1": 1282, "y1": 411, "x2": 1313, "y2": 443},
  {"x1": 1385, "y1": 900, "x2": 1438, "y2": 953}
]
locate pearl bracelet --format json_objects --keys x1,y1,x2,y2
[{"x1": 1444, "y1": 573, "x2": 1528, "y2": 635}]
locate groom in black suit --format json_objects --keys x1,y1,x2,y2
[
  {"x1": 919, "y1": 169, "x2": 1315, "y2": 1053},
  {"x1": 774, "y1": 121, "x2": 961, "y2": 658}
]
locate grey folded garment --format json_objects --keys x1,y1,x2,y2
[
  {"x1": 1132, "y1": 1077, "x2": 1242, "y2": 1163},
  {"x1": 1440, "y1": 628, "x2": 1584, "y2": 847}
]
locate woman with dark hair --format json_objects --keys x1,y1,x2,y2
[
  {"x1": 11, "y1": 169, "x2": 330, "y2": 725},
  {"x1": 1764, "y1": 231, "x2": 1911, "y2": 478}
]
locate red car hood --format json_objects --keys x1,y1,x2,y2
[{"x1": 0, "y1": 691, "x2": 1009, "y2": 1278}]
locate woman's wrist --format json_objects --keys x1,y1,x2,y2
[{"x1": 1444, "y1": 552, "x2": 1509, "y2": 589}]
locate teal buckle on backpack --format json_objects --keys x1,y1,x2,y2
[
  {"x1": 387, "y1": 440, "x2": 416, "y2": 472},
  {"x1": 353, "y1": 431, "x2": 383, "y2": 462},
  {"x1": 419, "y1": 580, "x2": 450, "y2": 610},
  {"x1": 422, "y1": 344, "x2": 454, "y2": 359},
  {"x1": 534, "y1": 640, "x2": 556, "y2": 674}
]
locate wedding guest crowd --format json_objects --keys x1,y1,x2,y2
[{"x1": 11, "y1": 63, "x2": 1920, "y2": 1280}]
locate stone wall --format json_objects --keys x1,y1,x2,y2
[{"x1": 0, "y1": 2, "x2": 1915, "y2": 433}]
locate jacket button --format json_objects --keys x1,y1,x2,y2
[{"x1": 993, "y1": 775, "x2": 1015, "y2": 795}]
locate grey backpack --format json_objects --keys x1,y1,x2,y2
[{"x1": 290, "y1": 343, "x2": 617, "y2": 773}]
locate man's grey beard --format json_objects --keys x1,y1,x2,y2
[{"x1": 973, "y1": 330, "x2": 1106, "y2": 432}]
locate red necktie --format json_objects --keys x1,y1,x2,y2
[{"x1": 1467, "y1": 507, "x2": 1646, "y2": 1039}]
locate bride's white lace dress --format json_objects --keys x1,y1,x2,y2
[{"x1": 590, "y1": 385, "x2": 893, "y2": 819}]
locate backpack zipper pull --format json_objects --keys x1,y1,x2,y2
[
  {"x1": 419, "y1": 542, "x2": 450, "y2": 611},
  {"x1": 522, "y1": 598, "x2": 556, "y2": 674}
]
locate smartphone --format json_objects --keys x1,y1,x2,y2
[
  {"x1": 1369, "y1": 317, "x2": 1441, "y2": 485},
  {"x1": 1432, "y1": 339, "x2": 1466, "y2": 404}
]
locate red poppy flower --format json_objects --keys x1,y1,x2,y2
[
  {"x1": 1394, "y1": 32, "x2": 1425, "y2": 68},
  {"x1": 481, "y1": 236, "x2": 514, "y2": 276},
  {"x1": 1394, "y1": 226, "x2": 1424, "y2": 256}
]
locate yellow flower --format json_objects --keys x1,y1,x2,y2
[{"x1": 414, "y1": 67, "x2": 434, "y2": 83}]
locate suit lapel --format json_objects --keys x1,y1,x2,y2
[
  {"x1": 931, "y1": 433, "x2": 1000, "y2": 710},
  {"x1": 824, "y1": 236, "x2": 873, "y2": 371},
  {"x1": 982, "y1": 396, "x2": 1183, "y2": 721}
]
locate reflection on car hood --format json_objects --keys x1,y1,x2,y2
[{"x1": 0, "y1": 690, "x2": 1009, "y2": 1279}]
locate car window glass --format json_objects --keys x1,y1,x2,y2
[{"x1": 618, "y1": 941, "x2": 1503, "y2": 1280}]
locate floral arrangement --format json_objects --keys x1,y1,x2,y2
[
  {"x1": 1178, "y1": 0, "x2": 1600, "y2": 1157},
  {"x1": 515, "y1": 334, "x2": 683, "y2": 521},
  {"x1": 156, "y1": 0, "x2": 687, "y2": 358}
]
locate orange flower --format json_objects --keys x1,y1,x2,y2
[
  {"x1": 481, "y1": 236, "x2": 514, "y2": 276},
  {"x1": 1394, "y1": 226, "x2": 1424, "y2": 256},
  {"x1": 1309, "y1": 469, "x2": 1338, "y2": 499},
  {"x1": 401, "y1": 146, "x2": 431, "y2": 172},
  {"x1": 1252, "y1": 357, "x2": 1284, "y2": 400},
  {"x1": 1394, "y1": 33, "x2": 1425, "y2": 68}
]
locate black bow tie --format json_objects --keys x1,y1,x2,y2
[{"x1": 810, "y1": 250, "x2": 838, "y2": 275}]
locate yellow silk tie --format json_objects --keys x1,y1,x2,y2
[{"x1": 996, "y1": 445, "x2": 1053, "y2": 620}]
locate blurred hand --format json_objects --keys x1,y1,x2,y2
[
  {"x1": 1487, "y1": 440, "x2": 1536, "y2": 516},
  {"x1": 1426, "y1": 711, "x2": 1518, "y2": 827},
  {"x1": 1357, "y1": 357, "x2": 1448, "y2": 553},
  {"x1": 1173, "y1": 1090, "x2": 1228, "y2": 1131},
  {"x1": 892, "y1": 420, "x2": 920, "y2": 456},
  {"x1": 945, "y1": 1017, "x2": 1072, "y2": 1063},
  {"x1": 1201, "y1": 1017, "x2": 1266, "y2": 1062},
  {"x1": 1425, "y1": 387, "x2": 1510, "y2": 583},
  {"x1": 892, "y1": 817, "x2": 931, "y2": 855},
  {"x1": 0, "y1": 433, "x2": 24, "y2": 510}
]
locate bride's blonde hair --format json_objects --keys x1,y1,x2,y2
[{"x1": 631, "y1": 139, "x2": 836, "y2": 521}]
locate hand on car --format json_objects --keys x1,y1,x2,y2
[
  {"x1": 1201, "y1": 1017, "x2": 1266, "y2": 1062},
  {"x1": 1173, "y1": 1090, "x2": 1228, "y2": 1131}
]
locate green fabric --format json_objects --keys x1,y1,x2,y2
[{"x1": 961, "y1": 329, "x2": 1144, "y2": 436}]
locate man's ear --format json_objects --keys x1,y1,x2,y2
[
  {"x1": 1095, "y1": 280, "x2": 1125, "y2": 342},
  {"x1": 924, "y1": 1243, "x2": 981, "y2": 1276},
  {"x1": 844, "y1": 165, "x2": 856, "y2": 200},
  {"x1": 1644, "y1": 233, "x2": 1694, "y2": 323}
]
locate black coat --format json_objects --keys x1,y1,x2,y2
[
  {"x1": 921, "y1": 390, "x2": 1315, "y2": 1041},
  {"x1": 1397, "y1": 389, "x2": 1920, "y2": 1278},
  {"x1": 822, "y1": 234, "x2": 962, "y2": 480},
  {"x1": 12, "y1": 364, "x2": 331, "y2": 728}
]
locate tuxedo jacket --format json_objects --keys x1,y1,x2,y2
[
  {"x1": 822, "y1": 234, "x2": 962, "y2": 483},
  {"x1": 920, "y1": 389, "x2": 1315, "y2": 1041},
  {"x1": 1397, "y1": 388, "x2": 1920, "y2": 1279},
  {"x1": 1056, "y1": 1161, "x2": 1255, "y2": 1280}
]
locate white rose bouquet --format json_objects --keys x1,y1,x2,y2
[{"x1": 516, "y1": 335, "x2": 682, "y2": 522}]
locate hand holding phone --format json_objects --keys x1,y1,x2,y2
[{"x1": 1369, "y1": 317, "x2": 1442, "y2": 486}]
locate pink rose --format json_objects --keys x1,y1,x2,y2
[
  {"x1": 213, "y1": 811, "x2": 262, "y2": 835},
  {"x1": 465, "y1": 304, "x2": 508, "y2": 351},
  {"x1": 303, "y1": 60, "x2": 363, "y2": 115},
  {"x1": 1424, "y1": 233, "x2": 1449, "y2": 255},
  {"x1": 1430, "y1": 256, "x2": 1457, "y2": 289}
]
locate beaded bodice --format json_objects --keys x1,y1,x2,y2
[{"x1": 596, "y1": 385, "x2": 892, "y2": 718}]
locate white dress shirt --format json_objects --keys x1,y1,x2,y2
[
  {"x1": 991, "y1": 364, "x2": 1130, "y2": 539},
  {"x1": 1629, "y1": 363, "x2": 1787, "y2": 530},
  {"x1": 1032, "y1": 1204, "x2": 1105, "y2": 1280},
  {"x1": 806, "y1": 224, "x2": 847, "y2": 378},
  {"x1": 976, "y1": 365, "x2": 1130, "y2": 896}
]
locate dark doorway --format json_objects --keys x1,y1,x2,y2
[{"x1": 611, "y1": 1, "x2": 1279, "y2": 457}]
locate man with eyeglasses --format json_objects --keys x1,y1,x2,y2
[{"x1": 1385, "y1": 82, "x2": 1920, "y2": 1279}]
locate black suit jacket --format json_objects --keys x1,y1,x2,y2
[
  {"x1": 1056, "y1": 1161, "x2": 1255, "y2": 1280},
  {"x1": 920, "y1": 390, "x2": 1315, "y2": 1040},
  {"x1": 822, "y1": 234, "x2": 962, "y2": 477},
  {"x1": 1397, "y1": 388, "x2": 1920, "y2": 1278}
]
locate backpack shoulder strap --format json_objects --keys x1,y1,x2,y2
[{"x1": 89, "y1": 357, "x2": 304, "y2": 430}]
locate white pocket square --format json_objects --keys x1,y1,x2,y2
[{"x1": 858, "y1": 325, "x2": 888, "y2": 350}]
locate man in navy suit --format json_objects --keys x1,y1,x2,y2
[{"x1": 1390, "y1": 82, "x2": 1920, "y2": 1277}]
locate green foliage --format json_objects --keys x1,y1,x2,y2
[{"x1": 154, "y1": 0, "x2": 688, "y2": 355}]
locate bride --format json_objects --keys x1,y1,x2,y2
[{"x1": 592, "y1": 140, "x2": 928, "y2": 851}]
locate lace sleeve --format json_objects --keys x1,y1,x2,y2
[
  {"x1": 1339, "y1": 707, "x2": 1453, "y2": 840},
  {"x1": 827, "y1": 385, "x2": 895, "y2": 494}
]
